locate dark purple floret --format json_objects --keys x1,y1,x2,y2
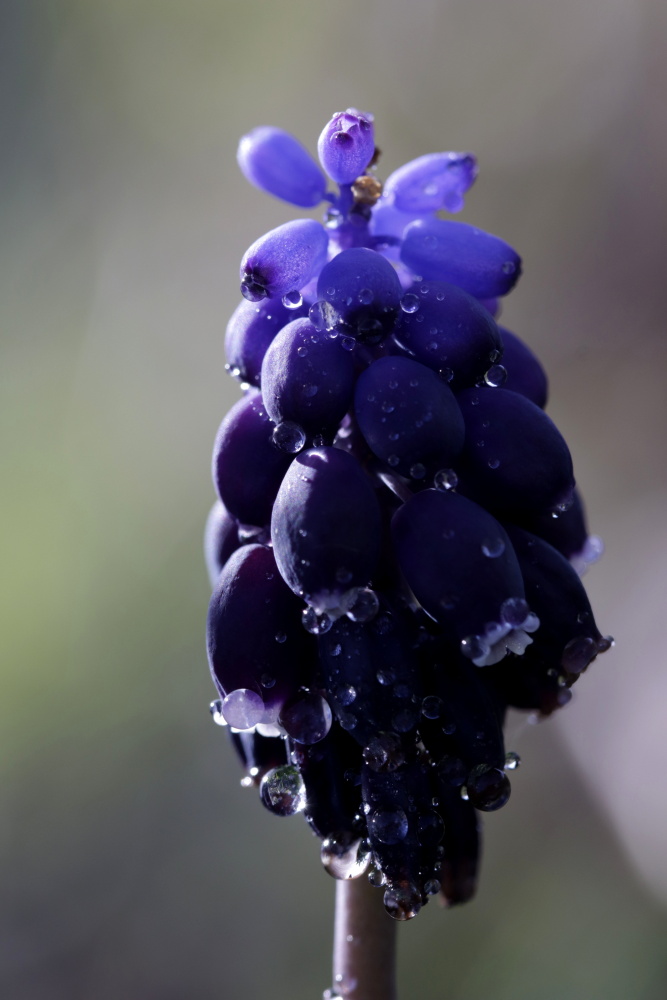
[
  {"x1": 211, "y1": 389, "x2": 292, "y2": 528},
  {"x1": 354, "y1": 355, "x2": 465, "y2": 480},
  {"x1": 400, "y1": 219, "x2": 522, "y2": 299},
  {"x1": 206, "y1": 544, "x2": 315, "y2": 722},
  {"x1": 392, "y1": 489, "x2": 531, "y2": 664},
  {"x1": 225, "y1": 295, "x2": 308, "y2": 386},
  {"x1": 271, "y1": 446, "x2": 382, "y2": 613},
  {"x1": 203, "y1": 500, "x2": 241, "y2": 587},
  {"x1": 315, "y1": 247, "x2": 402, "y2": 342},
  {"x1": 261, "y1": 317, "x2": 356, "y2": 440},
  {"x1": 392, "y1": 281, "x2": 503, "y2": 389},
  {"x1": 498, "y1": 326, "x2": 548, "y2": 408},
  {"x1": 456, "y1": 387, "x2": 575, "y2": 516}
]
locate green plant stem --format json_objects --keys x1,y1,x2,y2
[{"x1": 332, "y1": 876, "x2": 397, "y2": 1000}]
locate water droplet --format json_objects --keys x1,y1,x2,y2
[
  {"x1": 424, "y1": 879, "x2": 441, "y2": 895},
  {"x1": 321, "y1": 834, "x2": 371, "y2": 879},
  {"x1": 489, "y1": 348, "x2": 501, "y2": 363},
  {"x1": 362, "y1": 732, "x2": 404, "y2": 772},
  {"x1": 369, "y1": 807, "x2": 408, "y2": 844},
  {"x1": 336, "y1": 684, "x2": 357, "y2": 707},
  {"x1": 302, "y1": 383, "x2": 318, "y2": 398},
  {"x1": 282, "y1": 290, "x2": 303, "y2": 309},
  {"x1": 500, "y1": 596, "x2": 530, "y2": 628},
  {"x1": 328, "y1": 642, "x2": 342, "y2": 657},
  {"x1": 347, "y1": 588, "x2": 380, "y2": 623},
  {"x1": 466, "y1": 764, "x2": 511, "y2": 811},
  {"x1": 387, "y1": 454, "x2": 400, "y2": 467},
  {"x1": 272, "y1": 420, "x2": 306, "y2": 453},
  {"x1": 302, "y1": 606, "x2": 333, "y2": 635},
  {"x1": 410, "y1": 463, "x2": 426, "y2": 480},
  {"x1": 368, "y1": 867, "x2": 385, "y2": 887},
  {"x1": 502, "y1": 261, "x2": 516, "y2": 275},
  {"x1": 504, "y1": 751, "x2": 521, "y2": 771},
  {"x1": 400, "y1": 292, "x2": 420, "y2": 314},
  {"x1": 221, "y1": 689, "x2": 264, "y2": 730},
  {"x1": 440, "y1": 366, "x2": 454, "y2": 383},
  {"x1": 209, "y1": 699, "x2": 227, "y2": 726},
  {"x1": 434, "y1": 468, "x2": 458, "y2": 491},
  {"x1": 279, "y1": 691, "x2": 333, "y2": 745},
  {"x1": 358, "y1": 287, "x2": 374, "y2": 305},
  {"x1": 383, "y1": 883, "x2": 421, "y2": 920},
  {"x1": 274, "y1": 632, "x2": 287, "y2": 644},
  {"x1": 487, "y1": 457, "x2": 500, "y2": 469},
  {"x1": 484, "y1": 364, "x2": 507, "y2": 388},
  {"x1": 562, "y1": 635, "x2": 598, "y2": 674},
  {"x1": 297, "y1": 345, "x2": 308, "y2": 357},
  {"x1": 341, "y1": 336, "x2": 356, "y2": 351},
  {"x1": 421, "y1": 695, "x2": 443, "y2": 720},
  {"x1": 481, "y1": 537, "x2": 506, "y2": 558},
  {"x1": 259, "y1": 765, "x2": 306, "y2": 816}
]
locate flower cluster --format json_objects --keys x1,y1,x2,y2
[{"x1": 206, "y1": 110, "x2": 611, "y2": 920}]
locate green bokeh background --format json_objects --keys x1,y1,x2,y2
[{"x1": 2, "y1": 2, "x2": 667, "y2": 998}]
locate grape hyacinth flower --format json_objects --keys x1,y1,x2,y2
[{"x1": 207, "y1": 109, "x2": 611, "y2": 999}]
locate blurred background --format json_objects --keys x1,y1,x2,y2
[{"x1": 2, "y1": 1, "x2": 667, "y2": 997}]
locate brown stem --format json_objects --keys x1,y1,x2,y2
[{"x1": 331, "y1": 876, "x2": 397, "y2": 1000}]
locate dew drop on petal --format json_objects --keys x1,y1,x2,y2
[
  {"x1": 504, "y1": 751, "x2": 521, "y2": 771},
  {"x1": 484, "y1": 364, "x2": 507, "y2": 387},
  {"x1": 383, "y1": 883, "x2": 422, "y2": 920},
  {"x1": 221, "y1": 688, "x2": 265, "y2": 730},
  {"x1": 272, "y1": 420, "x2": 306, "y2": 453},
  {"x1": 282, "y1": 290, "x2": 303, "y2": 309},
  {"x1": 279, "y1": 691, "x2": 333, "y2": 744},
  {"x1": 302, "y1": 606, "x2": 334, "y2": 634},
  {"x1": 369, "y1": 807, "x2": 409, "y2": 844},
  {"x1": 400, "y1": 292, "x2": 420, "y2": 314},
  {"x1": 347, "y1": 587, "x2": 380, "y2": 623},
  {"x1": 321, "y1": 834, "x2": 371, "y2": 879},
  {"x1": 434, "y1": 468, "x2": 458, "y2": 491},
  {"x1": 481, "y1": 537, "x2": 506, "y2": 558},
  {"x1": 259, "y1": 765, "x2": 306, "y2": 816}
]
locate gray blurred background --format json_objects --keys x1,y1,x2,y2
[{"x1": 2, "y1": 1, "x2": 667, "y2": 998}]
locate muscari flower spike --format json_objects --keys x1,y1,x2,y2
[{"x1": 207, "y1": 109, "x2": 612, "y2": 921}]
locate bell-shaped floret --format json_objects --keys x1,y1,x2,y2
[
  {"x1": 237, "y1": 127, "x2": 327, "y2": 208},
  {"x1": 317, "y1": 109, "x2": 375, "y2": 185},
  {"x1": 354, "y1": 356, "x2": 465, "y2": 479},
  {"x1": 392, "y1": 489, "x2": 532, "y2": 665},
  {"x1": 261, "y1": 317, "x2": 356, "y2": 439},
  {"x1": 518, "y1": 489, "x2": 603, "y2": 575},
  {"x1": 315, "y1": 247, "x2": 402, "y2": 341},
  {"x1": 206, "y1": 544, "x2": 315, "y2": 722},
  {"x1": 499, "y1": 327, "x2": 548, "y2": 408},
  {"x1": 225, "y1": 296, "x2": 308, "y2": 386},
  {"x1": 211, "y1": 389, "x2": 292, "y2": 527},
  {"x1": 400, "y1": 219, "x2": 522, "y2": 299},
  {"x1": 288, "y1": 727, "x2": 363, "y2": 843},
  {"x1": 384, "y1": 152, "x2": 478, "y2": 214},
  {"x1": 240, "y1": 219, "x2": 329, "y2": 302},
  {"x1": 392, "y1": 281, "x2": 503, "y2": 389},
  {"x1": 456, "y1": 387, "x2": 575, "y2": 516},
  {"x1": 318, "y1": 605, "x2": 423, "y2": 747},
  {"x1": 271, "y1": 446, "x2": 382, "y2": 614},
  {"x1": 204, "y1": 500, "x2": 241, "y2": 587},
  {"x1": 433, "y1": 786, "x2": 481, "y2": 906}
]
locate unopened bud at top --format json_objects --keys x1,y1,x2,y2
[{"x1": 317, "y1": 109, "x2": 375, "y2": 185}]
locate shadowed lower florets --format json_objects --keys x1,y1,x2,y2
[{"x1": 204, "y1": 110, "x2": 612, "y2": 920}]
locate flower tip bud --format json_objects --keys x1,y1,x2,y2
[{"x1": 318, "y1": 109, "x2": 376, "y2": 185}]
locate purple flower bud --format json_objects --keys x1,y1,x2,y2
[
  {"x1": 203, "y1": 500, "x2": 240, "y2": 587},
  {"x1": 400, "y1": 219, "x2": 522, "y2": 299},
  {"x1": 498, "y1": 326, "x2": 548, "y2": 408},
  {"x1": 225, "y1": 295, "x2": 308, "y2": 386},
  {"x1": 384, "y1": 152, "x2": 478, "y2": 214},
  {"x1": 317, "y1": 109, "x2": 375, "y2": 185},
  {"x1": 240, "y1": 219, "x2": 329, "y2": 302},
  {"x1": 237, "y1": 126, "x2": 327, "y2": 208}
]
